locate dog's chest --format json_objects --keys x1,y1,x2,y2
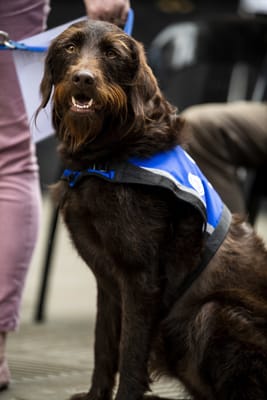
[
  {"x1": 62, "y1": 178, "x2": 127, "y2": 238},
  {"x1": 57, "y1": 177, "x2": 174, "y2": 276}
]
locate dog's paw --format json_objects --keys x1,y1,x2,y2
[{"x1": 69, "y1": 393, "x2": 89, "y2": 400}]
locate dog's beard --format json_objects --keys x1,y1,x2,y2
[
  {"x1": 98, "y1": 83, "x2": 128, "y2": 118},
  {"x1": 61, "y1": 113, "x2": 103, "y2": 152},
  {"x1": 53, "y1": 82, "x2": 128, "y2": 153}
]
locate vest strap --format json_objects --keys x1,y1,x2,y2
[{"x1": 175, "y1": 204, "x2": 232, "y2": 300}]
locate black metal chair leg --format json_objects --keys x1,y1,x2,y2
[{"x1": 34, "y1": 205, "x2": 60, "y2": 322}]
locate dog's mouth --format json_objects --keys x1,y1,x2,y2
[{"x1": 70, "y1": 95, "x2": 96, "y2": 114}]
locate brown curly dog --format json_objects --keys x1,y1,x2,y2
[{"x1": 38, "y1": 19, "x2": 267, "y2": 400}]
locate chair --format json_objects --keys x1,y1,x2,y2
[{"x1": 34, "y1": 135, "x2": 62, "y2": 322}]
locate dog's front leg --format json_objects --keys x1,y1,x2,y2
[
  {"x1": 115, "y1": 275, "x2": 160, "y2": 400},
  {"x1": 70, "y1": 284, "x2": 121, "y2": 400}
]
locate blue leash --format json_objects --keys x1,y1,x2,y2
[
  {"x1": 0, "y1": 8, "x2": 134, "y2": 52},
  {"x1": 123, "y1": 7, "x2": 134, "y2": 36}
]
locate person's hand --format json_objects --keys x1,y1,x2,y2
[{"x1": 84, "y1": 0, "x2": 130, "y2": 25}]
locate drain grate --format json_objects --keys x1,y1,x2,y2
[{"x1": 151, "y1": 380, "x2": 191, "y2": 400}]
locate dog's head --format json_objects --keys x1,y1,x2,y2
[{"x1": 39, "y1": 20, "x2": 182, "y2": 157}]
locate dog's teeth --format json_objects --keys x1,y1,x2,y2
[
  {"x1": 87, "y1": 98, "x2": 93, "y2": 108},
  {"x1": 71, "y1": 96, "x2": 93, "y2": 109}
]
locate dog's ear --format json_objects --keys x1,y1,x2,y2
[
  {"x1": 129, "y1": 41, "x2": 160, "y2": 119},
  {"x1": 35, "y1": 46, "x2": 55, "y2": 127},
  {"x1": 128, "y1": 38, "x2": 183, "y2": 147},
  {"x1": 38, "y1": 48, "x2": 54, "y2": 110}
]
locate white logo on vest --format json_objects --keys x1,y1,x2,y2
[{"x1": 188, "y1": 173, "x2": 205, "y2": 196}]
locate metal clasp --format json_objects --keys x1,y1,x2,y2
[{"x1": 0, "y1": 30, "x2": 15, "y2": 49}]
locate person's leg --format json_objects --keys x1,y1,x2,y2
[
  {"x1": 0, "y1": 0, "x2": 50, "y2": 387},
  {"x1": 0, "y1": 333, "x2": 10, "y2": 391},
  {"x1": 182, "y1": 101, "x2": 267, "y2": 214}
]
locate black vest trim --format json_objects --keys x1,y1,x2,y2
[{"x1": 175, "y1": 204, "x2": 231, "y2": 300}]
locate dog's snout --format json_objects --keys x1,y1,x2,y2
[{"x1": 72, "y1": 70, "x2": 95, "y2": 88}]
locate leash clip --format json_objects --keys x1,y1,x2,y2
[{"x1": 0, "y1": 30, "x2": 15, "y2": 49}]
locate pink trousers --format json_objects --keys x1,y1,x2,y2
[{"x1": 0, "y1": 0, "x2": 50, "y2": 331}]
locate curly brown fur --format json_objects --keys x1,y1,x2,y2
[{"x1": 39, "y1": 20, "x2": 267, "y2": 400}]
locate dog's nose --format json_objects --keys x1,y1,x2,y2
[{"x1": 72, "y1": 70, "x2": 95, "y2": 88}]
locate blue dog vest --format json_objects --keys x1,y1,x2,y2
[{"x1": 62, "y1": 145, "x2": 231, "y2": 297}]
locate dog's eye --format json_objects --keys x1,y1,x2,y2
[
  {"x1": 104, "y1": 49, "x2": 117, "y2": 59},
  {"x1": 65, "y1": 44, "x2": 76, "y2": 54}
]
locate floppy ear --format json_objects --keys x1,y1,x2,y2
[
  {"x1": 129, "y1": 41, "x2": 160, "y2": 119},
  {"x1": 35, "y1": 47, "x2": 55, "y2": 126},
  {"x1": 38, "y1": 49, "x2": 54, "y2": 110},
  {"x1": 128, "y1": 39, "x2": 183, "y2": 147}
]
